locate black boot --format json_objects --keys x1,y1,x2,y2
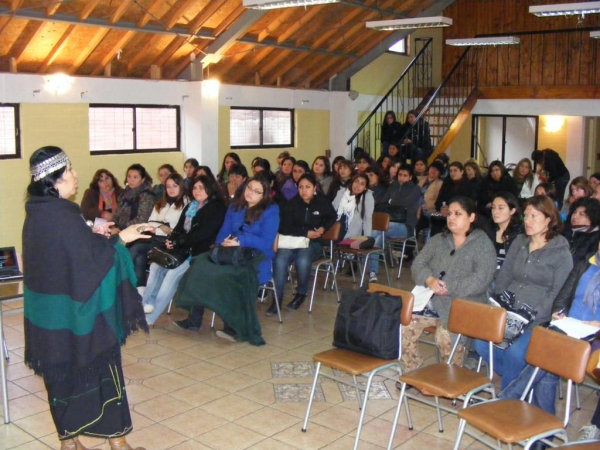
[
  {"x1": 286, "y1": 293, "x2": 306, "y2": 311},
  {"x1": 265, "y1": 296, "x2": 281, "y2": 316}
]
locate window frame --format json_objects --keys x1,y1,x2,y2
[
  {"x1": 230, "y1": 106, "x2": 295, "y2": 149},
  {"x1": 387, "y1": 37, "x2": 409, "y2": 55},
  {"x1": 89, "y1": 103, "x2": 181, "y2": 155},
  {"x1": 0, "y1": 103, "x2": 21, "y2": 160}
]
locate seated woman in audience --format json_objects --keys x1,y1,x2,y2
[
  {"x1": 333, "y1": 173, "x2": 374, "y2": 242},
  {"x1": 589, "y1": 172, "x2": 600, "y2": 189},
  {"x1": 413, "y1": 157, "x2": 428, "y2": 181},
  {"x1": 478, "y1": 160, "x2": 520, "y2": 219},
  {"x1": 144, "y1": 175, "x2": 227, "y2": 326},
  {"x1": 387, "y1": 142, "x2": 402, "y2": 162},
  {"x1": 81, "y1": 168, "x2": 123, "y2": 222},
  {"x1": 331, "y1": 155, "x2": 345, "y2": 176},
  {"x1": 568, "y1": 176, "x2": 593, "y2": 204},
  {"x1": 415, "y1": 160, "x2": 445, "y2": 238},
  {"x1": 327, "y1": 159, "x2": 354, "y2": 200},
  {"x1": 534, "y1": 181, "x2": 557, "y2": 201},
  {"x1": 563, "y1": 197, "x2": 600, "y2": 265},
  {"x1": 376, "y1": 155, "x2": 392, "y2": 175},
  {"x1": 355, "y1": 154, "x2": 371, "y2": 174},
  {"x1": 129, "y1": 173, "x2": 188, "y2": 289},
  {"x1": 405, "y1": 196, "x2": 496, "y2": 371},
  {"x1": 386, "y1": 158, "x2": 402, "y2": 185},
  {"x1": 224, "y1": 163, "x2": 248, "y2": 202},
  {"x1": 182, "y1": 158, "x2": 199, "y2": 191},
  {"x1": 217, "y1": 152, "x2": 241, "y2": 185},
  {"x1": 474, "y1": 195, "x2": 572, "y2": 390},
  {"x1": 402, "y1": 110, "x2": 432, "y2": 161},
  {"x1": 252, "y1": 157, "x2": 271, "y2": 175},
  {"x1": 381, "y1": 110, "x2": 404, "y2": 156},
  {"x1": 312, "y1": 156, "x2": 333, "y2": 195},
  {"x1": 175, "y1": 176, "x2": 279, "y2": 338},
  {"x1": 275, "y1": 151, "x2": 290, "y2": 175},
  {"x1": 464, "y1": 159, "x2": 484, "y2": 199},
  {"x1": 281, "y1": 160, "x2": 310, "y2": 201},
  {"x1": 365, "y1": 166, "x2": 387, "y2": 209},
  {"x1": 511, "y1": 158, "x2": 540, "y2": 202},
  {"x1": 484, "y1": 192, "x2": 522, "y2": 272},
  {"x1": 271, "y1": 174, "x2": 337, "y2": 313},
  {"x1": 276, "y1": 156, "x2": 295, "y2": 192},
  {"x1": 152, "y1": 163, "x2": 175, "y2": 199},
  {"x1": 112, "y1": 164, "x2": 156, "y2": 232},
  {"x1": 369, "y1": 165, "x2": 421, "y2": 281}
]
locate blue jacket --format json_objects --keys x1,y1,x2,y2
[{"x1": 216, "y1": 203, "x2": 280, "y2": 284}]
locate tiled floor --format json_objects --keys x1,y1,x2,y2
[{"x1": 1, "y1": 265, "x2": 599, "y2": 450}]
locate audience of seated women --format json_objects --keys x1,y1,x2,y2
[
  {"x1": 511, "y1": 157, "x2": 540, "y2": 202},
  {"x1": 280, "y1": 160, "x2": 310, "y2": 202},
  {"x1": 153, "y1": 163, "x2": 175, "y2": 199},
  {"x1": 464, "y1": 159, "x2": 484, "y2": 199},
  {"x1": 430, "y1": 162, "x2": 474, "y2": 236},
  {"x1": 590, "y1": 172, "x2": 600, "y2": 189},
  {"x1": 333, "y1": 173, "x2": 374, "y2": 241},
  {"x1": 81, "y1": 168, "x2": 123, "y2": 222},
  {"x1": 182, "y1": 158, "x2": 199, "y2": 191},
  {"x1": 532, "y1": 148, "x2": 570, "y2": 209},
  {"x1": 327, "y1": 159, "x2": 353, "y2": 200},
  {"x1": 405, "y1": 196, "x2": 496, "y2": 371},
  {"x1": 477, "y1": 160, "x2": 520, "y2": 219},
  {"x1": 386, "y1": 159, "x2": 401, "y2": 185},
  {"x1": 272, "y1": 174, "x2": 337, "y2": 314},
  {"x1": 568, "y1": 176, "x2": 593, "y2": 204},
  {"x1": 484, "y1": 192, "x2": 522, "y2": 271},
  {"x1": 414, "y1": 160, "x2": 445, "y2": 239},
  {"x1": 381, "y1": 110, "x2": 404, "y2": 156},
  {"x1": 365, "y1": 166, "x2": 387, "y2": 209},
  {"x1": 274, "y1": 151, "x2": 291, "y2": 175},
  {"x1": 387, "y1": 142, "x2": 402, "y2": 162},
  {"x1": 401, "y1": 110, "x2": 432, "y2": 161},
  {"x1": 312, "y1": 156, "x2": 333, "y2": 195},
  {"x1": 144, "y1": 175, "x2": 227, "y2": 326},
  {"x1": 252, "y1": 157, "x2": 271, "y2": 175},
  {"x1": 376, "y1": 155, "x2": 392, "y2": 176},
  {"x1": 223, "y1": 163, "x2": 248, "y2": 202},
  {"x1": 216, "y1": 152, "x2": 241, "y2": 185},
  {"x1": 413, "y1": 157, "x2": 428, "y2": 182},
  {"x1": 474, "y1": 195, "x2": 572, "y2": 390},
  {"x1": 276, "y1": 156, "x2": 295, "y2": 194},
  {"x1": 112, "y1": 163, "x2": 156, "y2": 232},
  {"x1": 563, "y1": 197, "x2": 600, "y2": 265}
]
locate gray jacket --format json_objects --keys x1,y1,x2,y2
[
  {"x1": 495, "y1": 233, "x2": 572, "y2": 323},
  {"x1": 412, "y1": 228, "x2": 497, "y2": 325}
]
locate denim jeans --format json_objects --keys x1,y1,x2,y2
[
  {"x1": 368, "y1": 222, "x2": 408, "y2": 274},
  {"x1": 474, "y1": 327, "x2": 533, "y2": 390},
  {"x1": 273, "y1": 241, "x2": 322, "y2": 300},
  {"x1": 143, "y1": 260, "x2": 190, "y2": 325},
  {"x1": 499, "y1": 364, "x2": 558, "y2": 415},
  {"x1": 128, "y1": 240, "x2": 156, "y2": 286}
]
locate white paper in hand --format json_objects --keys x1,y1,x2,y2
[{"x1": 411, "y1": 285, "x2": 435, "y2": 312}]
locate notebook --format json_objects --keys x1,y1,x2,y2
[{"x1": 0, "y1": 247, "x2": 23, "y2": 280}]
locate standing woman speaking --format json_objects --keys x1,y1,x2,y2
[{"x1": 23, "y1": 146, "x2": 149, "y2": 450}]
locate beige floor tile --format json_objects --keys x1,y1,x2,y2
[
  {"x1": 161, "y1": 408, "x2": 228, "y2": 438},
  {"x1": 5, "y1": 393, "x2": 49, "y2": 421},
  {"x1": 195, "y1": 422, "x2": 266, "y2": 450},
  {"x1": 156, "y1": 335, "x2": 202, "y2": 351},
  {"x1": 235, "y1": 406, "x2": 301, "y2": 436},
  {"x1": 273, "y1": 421, "x2": 343, "y2": 449},
  {"x1": 235, "y1": 344, "x2": 287, "y2": 360},
  {"x1": 6, "y1": 362, "x2": 34, "y2": 382},
  {"x1": 0, "y1": 423, "x2": 38, "y2": 449},
  {"x1": 235, "y1": 381, "x2": 276, "y2": 406},
  {"x1": 235, "y1": 361, "x2": 274, "y2": 381},
  {"x1": 202, "y1": 370, "x2": 261, "y2": 393},
  {"x1": 291, "y1": 340, "x2": 335, "y2": 356},
  {"x1": 349, "y1": 417, "x2": 417, "y2": 448},
  {"x1": 134, "y1": 394, "x2": 193, "y2": 421},
  {"x1": 205, "y1": 351, "x2": 260, "y2": 370},
  {"x1": 123, "y1": 362, "x2": 169, "y2": 380},
  {"x1": 246, "y1": 439, "x2": 300, "y2": 450},
  {"x1": 8, "y1": 441, "x2": 52, "y2": 450},
  {"x1": 270, "y1": 399, "x2": 330, "y2": 419},
  {"x1": 124, "y1": 422, "x2": 188, "y2": 450},
  {"x1": 322, "y1": 435, "x2": 384, "y2": 449},
  {"x1": 312, "y1": 403, "x2": 377, "y2": 434},
  {"x1": 13, "y1": 410, "x2": 56, "y2": 438},
  {"x1": 170, "y1": 383, "x2": 230, "y2": 407},
  {"x1": 11, "y1": 374, "x2": 46, "y2": 394},
  {"x1": 264, "y1": 334, "x2": 315, "y2": 350},
  {"x1": 151, "y1": 351, "x2": 200, "y2": 370},
  {"x1": 180, "y1": 342, "x2": 236, "y2": 360},
  {"x1": 395, "y1": 431, "x2": 468, "y2": 449},
  {"x1": 167, "y1": 440, "x2": 214, "y2": 450},
  {"x1": 142, "y1": 371, "x2": 196, "y2": 393},
  {"x1": 124, "y1": 383, "x2": 162, "y2": 405},
  {"x1": 123, "y1": 343, "x2": 173, "y2": 359},
  {"x1": 201, "y1": 394, "x2": 263, "y2": 421},
  {"x1": 174, "y1": 360, "x2": 229, "y2": 381},
  {"x1": 4, "y1": 380, "x2": 30, "y2": 400},
  {"x1": 120, "y1": 352, "x2": 138, "y2": 367}
]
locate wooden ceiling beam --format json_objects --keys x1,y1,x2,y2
[
  {"x1": 209, "y1": 45, "x2": 256, "y2": 79},
  {"x1": 307, "y1": 56, "x2": 346, "y2": 86},
  {"x1": 254, "y1": 50, "x2": 293, "y2": 83},
  {"x1": 126, "y1": 34, "x2": 162, "y2": 73},
  {"x1": 164, "y1": 0, "x2": 196, "y2": 31},
  {"x1": 228, "y1": 46, "x2": 275, "y2": 84},
  {"x1": 212, "y1": 5, "x2": 245, "y2": 37},
  {"x1": 13, "y1": 21, "x2": 46, "y2": 64},
  {"x1": 165, "y1": 44, "x2": 208, "y2": 79},
  {"x1": 187, "y1": 0, "x2": 229, "y2": 33},
  {"x1": 11, "y1": 0, "x2": 24, "y2": 11},
  {"x1": 266, "y1": 52, "x2": 310, "y2": 85},
  {"x1": 308, "y1": 7, "x2": 364, "y2": 50},
  {"x1": 277, "y1": 6, "x2": 323, "y2": 44},
  {"x1": 340, "y1": 0, "x2": 407, "y2": 18},
  {"x1": 136, "y1": 0, "x2": 163, "y2": 28},
  {"x1": 68, "y1": 28, "x2": 110, "y2": 74},
  {"x1": 257, "y1": 8, "x2": 296, "y2": 42},
  {"x1": 147, "y1": 36, "x2": 186, "y2": 71},
  {"x1": 109, "y1": 0, "x2": 132, "y2": 25},
  {"x1": 90, "y1": 30, "x2": 135, "y2": 76},
  {"x1": 79, "y1": 0, "x2": 101, "y2": 21},
  {"x1": 37, "y1": 24, "x2": 76, "y2": 73},
  {"x1": 46, "y1": 0, "x2": 62, "y2": 17}
]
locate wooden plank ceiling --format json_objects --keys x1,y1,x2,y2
[{"x1": 0, "y1": 0, "x2": 441, "y2": 89}]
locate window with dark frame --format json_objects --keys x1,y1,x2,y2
[
  {"x1": 230, "y1": 107, "x2": 294, "y2": 149},
  {"x1": 387, "y1": 37, "x2": 408, "y2": 55},
  {"x1": 89, "y1": 104, "x2": 180, "y2": 154},
  {"x1": 0, "y1": 104, "x2": 20, "y2": 160}
]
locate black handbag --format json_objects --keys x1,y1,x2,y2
[
  {"x1": 209, "y1": 245, "x2": 261, "y2": 266},
  {"x1": 333, "y1": 287, "x2": 403, "y2": 360},
  {"x1": 147, "y1": 245, "x2": 189, "y2": 269}
]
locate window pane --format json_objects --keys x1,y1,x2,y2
[
  {"x1": 263, "y1": 110, "x2": 292, "y2": 146},
  {"x1": 389, "y1": 38, "x2": 406, "y2": 54},
  {"x1": 230, "y1": 109, "x2": 260, "y2": 146},
  {"x1": 0, "y1": 106, "x2": 16, "y2": 156},
  {"x1": 136, "y1": 107, "x2": 177, "y2": 150},
  {"x1": 89, "y1": 107, "x2": 134, "y2": 151}
]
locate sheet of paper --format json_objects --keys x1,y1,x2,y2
[{"x1": 549, "y1": 317, "x2": 600, "y2": 339}]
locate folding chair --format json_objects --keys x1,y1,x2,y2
[
  {"x1": 388, "y1": 299, "x2": 506, "y2": 448},
  {"x1": 385, "y1": 230, "x2": 419, "y2": 280},
  {"x1": 306, "y1": 222, "x2": 341, "y2": 312},
  {"x1": 452, "y1": 327, "x2": 591, "y2": 450},
  {"x1": 302, "y1": 284, "x2": 414, "y2": 450}
]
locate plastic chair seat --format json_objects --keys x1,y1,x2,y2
[
  {"x1": 400, "y1": 364, "x2": 493, "y2": 398},
  {"x1": 457, "y1": 399, "x2": 564, "y2": 443},
  {"x1": 313, "y1": 348, "x2": 397, "y2": 376}
]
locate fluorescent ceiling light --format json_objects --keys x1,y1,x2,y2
[
  {"x1": 446, "y1": 36, "x2": 520, "y2": 46},
  {"x1": 591, "y1": 30, "x2": 600, "y2": 38},
  {"x1": 529, "y1": 1, "x2": 600, "y2": 17},
  {"x1": 243, "y1": 0, "x2": 340, "y2": 9},
  {"x1": 366, "y1": 16, "x2": 452, "y2": 31}
]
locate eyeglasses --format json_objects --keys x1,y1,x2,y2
[{"x1": 245, "y1": 185, "x2": 264, "y2": 196}]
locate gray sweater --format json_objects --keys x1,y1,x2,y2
[
  {"x1": 411, "y1": 228, "x2": 497, "y2": 325},
  {"x1": 495, "y1": 233, "x2": 572, "y2": 323}
]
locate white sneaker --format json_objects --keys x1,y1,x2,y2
[
  {"x1": 578, "y1": 424, "x2": 600, "y2": 440},
  {"x1": 143, "y1": 304, "x2": 155, "y2": 314},
  {"x1": 369, "y1": 271, "x2": 378, "y2": 282}
]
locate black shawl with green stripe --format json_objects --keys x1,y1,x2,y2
[{"x1": 23, "y1": 196, "x2": 148, "y2": 382}]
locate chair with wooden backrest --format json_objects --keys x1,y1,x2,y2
[
  {"x1": 388, "y1": 299, "x2": 506, "y2": 449},
  {"x1": 302, "y1": 284, "x2": 414, "y2": 450},
  {"x1": 452, "y1": 327, "x2": 591, "y2": 450},
  {"x1": 337, "y1": 212, "x2": 391, "y2": 287}
]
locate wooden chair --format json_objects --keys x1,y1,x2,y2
[
  {"x1": 302, "y1": 284, "x2": 414, "y2": 450},
  {"x1": 388, "y1": 299, "x2": 506, "y2": 449},
  {"x1": 337, "y1": 212, "x2": 391, "y2": 287},
  {"x1": 452, "y1": 327, "x2": 591, "y2": 450}
]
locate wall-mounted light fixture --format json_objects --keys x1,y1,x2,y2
[
  {"x1": 45, "y1": 73, "x2": 73, "y2": 94},
  {"x1": 543, "y1": 115, "x2": 565, "y2": 133},
  {"x1": 446, "y1": 36, "x2": 520, "y2": 46},
  {"x1": 366, "y1": 16, "x2": 452, "y2": 31},
  {"x1": 201, "y1": 79, "x2": 220, "y2": 99},
  {"x1": 243, "y1": 0, "x2": 339, "y2": 9},
  {"x1": 529, "y1": 1, "x2": 600, "y2": 17}
]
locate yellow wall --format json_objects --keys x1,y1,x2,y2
[
  {"x1": 218, "y1": 107, "x2": 330, "y2": 170},
  {"x1": 0, "y1": 103, "x2": 184, "y2": 252},
  {"x1": 538, "y1": 115, "x2": 568, "y2": 161}
]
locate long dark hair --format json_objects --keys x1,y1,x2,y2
[
  {"x1": 125, "y1": 163, "x2": 152, "y2": 186},
  {"x1": 89, "y1": 168, "x2": 121, "y2": 191},
  {"x1": 349, "y1": 173, "x2": 369, "y2": 220},
  {"x1": 155, "y1": 173, "x2": 186, "y2": 211},
  {"x1": 444, "y1": 195, "x2": 479, "y2": 236},
  {"x1": 233, "y1": 175, "x2": 272, "y2": 225},
  {"x1": 27, "y1": 146, "x2": 67, "y2": 198},
  {"x1": 312, "y1": 155, "x2": 332, "y2": 177},
  {"x1": 491, "y1": 192, "x2": 522, "y2": 242},
  {"x1": 487, "y1": 160, "x2": 509, "y2": 182},
  {"x1": 217, "y1": 152, "x2": 241, "y2": 182},
  {"x1": 192, "y1": 175, "x2": 220, "y2": 203},
  {"x1": 524, "y1": 195, "x2": 563, "y2": 240}
]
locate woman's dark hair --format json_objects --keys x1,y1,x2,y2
[
  {"x1": 444, "y1": 195, "x2": 479, "y2": 236},
  {"x1": 256, "y1": 169, "x2": 275, "y2": 187},
  {"x1": 404, "y1": 109, "x2": 418, "y2": 125},
  {"x1": 234, "y1": 175, "x2": 272, "y2": 225},
  {"x1": 27, "y1": 146, "x2": 67, "y2": 198},
  {"x1": 353, "y1": 147, "x2": 370, "y2": 162},
  {"x1": 191, "y1": 174, "x2": 219, "y2": 202},
  {"x1": 590, "y1": 173, "x2": 600, "y2": 184},
  {"x1": 125, "y1": 163, "x2": 152, "y2": 186},
  {"x1": 184, "y1": 157, "x2": 199, "y2": 171},
  {"x1": 349, "y1": 173, "x2": 370, "y2": 220},
  {"x1": 569, "y1": 176, "x2": 593, "y2": 199},
  {"x1": 569, "y1": 197, "x2": 600, "y2": 228},
  {"x1": 195, "y1": 165, "x2": 216, "y2": 181},
  {"x1": 253, "y1": 157, "x2": 271, "y2": 173},
  {"x1": 364, "y1": 166, "x2": 385, "y2": 186},
  {"x1": 155, "y1": 173, "x2": 186, "y2": 211},
  {"x1": 384, "y1": 110, "x2": 397, "y2": 123},
  {"x1": 398, "y1": 164, "x2": 418, "y2": 184},
  {"x1": 277, "y1": 150, "x2": 291, "y2": 160},
  {"x1": 281, "y1": 155, "x2": 297, "y2": 168},
  {"x1": 312, "y1": 156, "x2": 332, "y2": 176},
  {"x1": 487, "y1": 160, "x2": 509, "y2": 181},
  {"x1": 89, "y1": 168, "x2": 121, "y2": 191},
  {"x1": 217, "y1": 152, "x2": 241, "y2": 182},
  {"x1": 298, "y1": 172, "x2": 318, "y2": 188},
  {"x1": 463, "y1": 160, "x2": 483, "y2": 180},
  {"x1": 413, "y1": 157, "x2": 428, "y2": 173},
  {"x1": 293, "y1": 160, "x2": 311, "y2": 181},
  {"x1": 229, "y1": 163, "x2": 248, "y2": 179},
  {"x1": 331, "y1": 155, "x2": 345, "y2": 173},
  {"x1": 449, "y1": 161, "x2": 466, "y2": 181},
  {"x1": 435, "y1": 152, "x2": 450, "y2": 166},
  {"x1": 158, "y1": 163, "x2": 176, "y2": 174},
  {"x1": 524, "y1": 195, "x2": 563, "y2": 240},
  {"x1": 492, "y1": 192, "x2": 522, "y2": 242},
  {"x1": 535, "y1": 182, "x2": 557, "y2": 201}
]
